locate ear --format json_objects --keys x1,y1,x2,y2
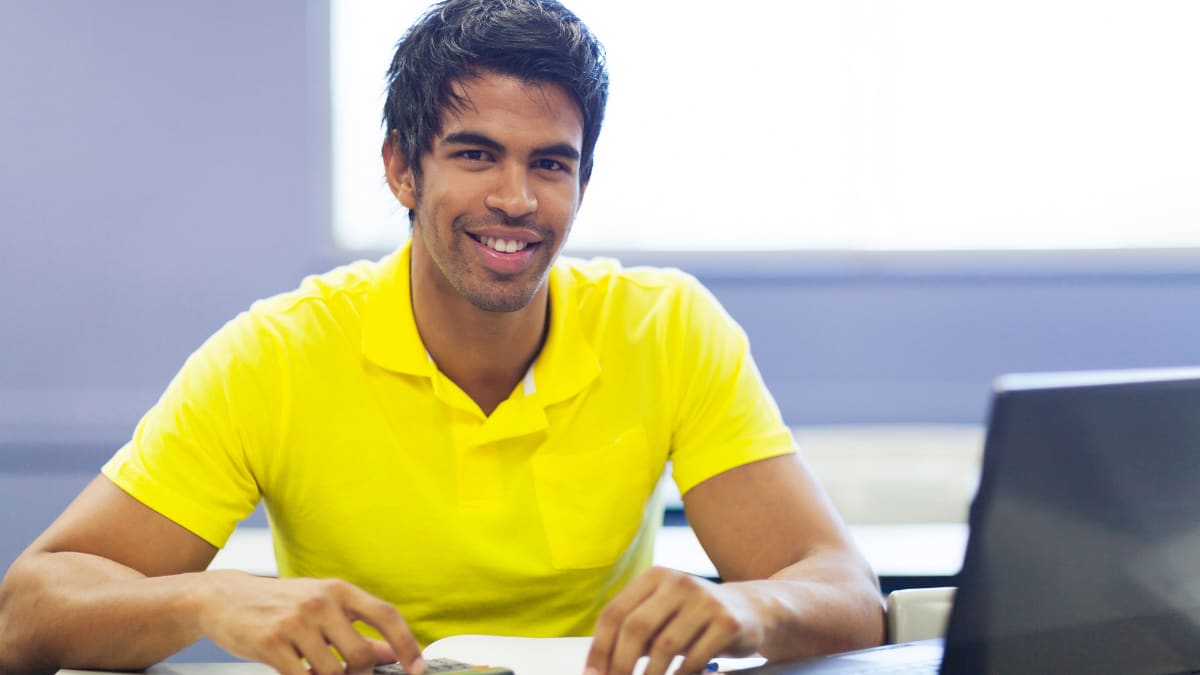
[{"x1": 382, "y1": 133, "x2": 417, "y2": 210}]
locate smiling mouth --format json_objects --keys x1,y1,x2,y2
[{"x1": 469, "y1": 233, "x2": 535, "y2": 253}]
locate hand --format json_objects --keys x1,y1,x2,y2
[
  {"x1": 583, "y1": 567, "x2": 766, "y2": 675},
  {"x1": 193, "y1": 570, "x2": 425, "y2": 675}
]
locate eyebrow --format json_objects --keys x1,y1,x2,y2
[
  {"x1": 441, "y1": 131, "x2": 580, "y2": 162},
  {"x1": 442, "y1": 131, "x2": 504, "y2": 153}
]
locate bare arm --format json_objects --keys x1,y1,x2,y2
[
  {"x1": 0, "y1": 475, "x2": 424, "y2": 675},
  {"x1": 585, "y1": 454, "x2": 885, "y2": 675}
]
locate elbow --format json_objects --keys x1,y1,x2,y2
[
  {"x1": 823, "y1": 574, "x2": 888, "y2": 653},
  {"x1": 0, "y1": 555, "x2": 63, "y2": 675}
]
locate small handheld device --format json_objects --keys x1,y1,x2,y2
[{"x1": 374, "y1": 657, "x2": 514, "y2": 674}]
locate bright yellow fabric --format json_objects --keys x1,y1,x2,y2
[{"x1": 102, "y1": 240, "x2": 795, "y2": 646}]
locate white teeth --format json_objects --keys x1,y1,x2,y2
[{"x1": 481, "y1": 236, "x2": 528, "y2": 253}]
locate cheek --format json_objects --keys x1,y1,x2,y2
[
  {"x1": 542, "y1": 184, "x2": 582, "y2": 223},
  {"x1": 414, "y1": 187, "x2": 452, "y2": 229}
]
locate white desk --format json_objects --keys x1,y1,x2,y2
[{"x1": 212, "y1": 523, "x2": 966, "y2": 580}]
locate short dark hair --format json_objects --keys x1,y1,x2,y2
[{"x1": 383, "y1": 0, "x2": 609, "y2": 183}]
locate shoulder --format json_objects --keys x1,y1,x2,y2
[
  {"x1": 208, "y1": 258, "x2": 384, "y2": 360},
  {"x1": 249, "y1": 259, "x2": 379, "y2": 320},
  {"x1": 246, "y1": 258, "x2": 386, "y2": 334},
  {"x1": 552, "y1": 255, "x2": 745, "y2": 350},
  {"x1": 554, "y1": 255, "x2": 707, "y2": 313}
]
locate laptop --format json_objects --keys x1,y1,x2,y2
[{"x1": 743, "y1": 367, "x2": 1200, "y2": 674}]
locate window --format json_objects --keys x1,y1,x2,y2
[{"x1": 331, "y1": 1, "x2": 1200, "y2": 252}]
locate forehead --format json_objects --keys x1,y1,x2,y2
[{"x1": 439, "y1": 72, "x2": 584, "y2": 147}]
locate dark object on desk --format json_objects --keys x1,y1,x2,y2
[
  {"x1": 739, "y1": 367, "x2": 1200, "y2": 674},
  {"x1": 375, "y1": 657, "x2": 513, "y2": 674}
]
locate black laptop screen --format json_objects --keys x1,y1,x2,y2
[{"x1": 942, "y1": 371, "x2": 1200, "y2": 674}]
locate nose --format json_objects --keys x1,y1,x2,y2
[{"x1": 484, "y1": 163, "x2": 538, "y2": 219}]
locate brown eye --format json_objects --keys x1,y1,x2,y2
[{"x1": 535, "y1": 159, "x2": 567, "y2": 172}]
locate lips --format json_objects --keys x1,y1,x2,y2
[{"x1": 463, "y1": 231, "x2": 542, "y2": 277}]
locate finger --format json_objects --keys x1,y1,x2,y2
[
  {"x1": 322, "y1": 618, "x2": 379, "y2": 674},
  {"x1": 676, "y1": 622, "x2": 738, "y2": 675},
  {"x1": 285, "y1": 584, "x2": 370, "y2": 675},
  {"x1": 291, "y1": 629, "x2": 345, "y2": 675},
  {"x1": 366, "y1": 638, "x2": 398, "y2": 665},
  {"x1": 584, "y1": 572, "x2": 661, "y2": 674},
  {"x1": 258, "y1": 641, "x2": 312, "y2": 675},
  {"x1": 340, "y1": 584, "x2": 424, "y2": 675},
  {"x1": 609, "y1": 589, "x2": 685, "y2": 675},
  {"x1": 641, "y1": 608, "x2": 709, "y2": 675}
]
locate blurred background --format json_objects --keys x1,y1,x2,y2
[{"x1": 2, "y1": 0, "x2": 1199, "y2": 661}]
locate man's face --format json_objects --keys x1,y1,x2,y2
[{"x1": 385, "y1": 72, "x2": 586, "y2": 313}]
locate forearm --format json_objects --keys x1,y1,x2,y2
[
  {"x1": 732, "y1": 549, "x2": 885, "y2": 660},
  {"x1": 0, "y1": 550, "x2": 211, "y2": 674}
]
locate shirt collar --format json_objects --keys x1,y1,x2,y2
[
  {"x1": 361, "y1": 239, "x2": 434, "y2": 377},
  {"x1": 361, "y1": 240, "x2": 600, "y2": 406},
  {"x1": 532, "y1": 260, "x2": 601, "y2": 407}
]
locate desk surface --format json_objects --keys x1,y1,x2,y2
[
  {"x1": 61, "y1": 667, "x2": 271, "y2": 675},
  {"x1": 59, "y1": 635, "x2": 768, "y2": 675},
  {"x1": 57, "y1": 529, "x2": 964, "y2": 674},
  {"x1": 212, "y1": 523, "x2": 967, "y2": 580}
]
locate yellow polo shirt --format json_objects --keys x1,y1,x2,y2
[{"x1": 102, "y1": 240, "x2": 796, "y2": 645}]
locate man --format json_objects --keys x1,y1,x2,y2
[{"x1": 0, "y1": 1, "x2": 884, "y2": 674}]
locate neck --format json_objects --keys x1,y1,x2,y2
[{"x1": 410, "y1": 262, "x2": 550, "y2": 417}]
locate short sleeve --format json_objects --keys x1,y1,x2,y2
[
  {"x1": 665, "y1": 276, "x2": 796, "y2": 495},
  {"x1": 102, "y1": 309, "x2": 279, "y2": 547}
]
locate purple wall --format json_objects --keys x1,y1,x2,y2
[{"x1": 1, "y1": 0, "x2": 327, "y2": 446}]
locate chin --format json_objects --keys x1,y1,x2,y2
[
  {"x1": 460, "y1": 270, "x2": 546, "y2": 313},
  {"x1": 468, "y1": 293, "x2": 538, "y2": 313}
]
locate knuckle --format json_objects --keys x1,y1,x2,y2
[
  {"x1": 363, "y1": 594, "x2": 389, "y2": 612},
  {"x1": 596, "y1": 604, "x2": 622, "y2": 630},
  {"x1": 256, "y1": 630, "x2": 288, "y2": 652},
  {"x1": 624, "y1": 615, "x2": 655, "y2": 639},
  {"x1": 665, "y1": 572, "x2": 693, "y2": 592},
  {"x1": 651, "y1": 566, "x2": 676, "y2": 583},
  {"x1": 713, "y1": 611, "x2": 739, "y2": 632},
  {"x1": 319, "y1": 577, "x2": 351, "y2": 596},
  {"x1": 653, "y1": 632, "x2": 681, "y2": 654},
  {"x1": 273, "y1": 615, "x2": 306, "y2": 637},
  {"x1": 299, "y1": 593, "x2": 335, "y2": 615}
]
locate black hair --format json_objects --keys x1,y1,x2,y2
[{"x1": 383, "y1": 0, "x2": 608, "y2": 184}]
